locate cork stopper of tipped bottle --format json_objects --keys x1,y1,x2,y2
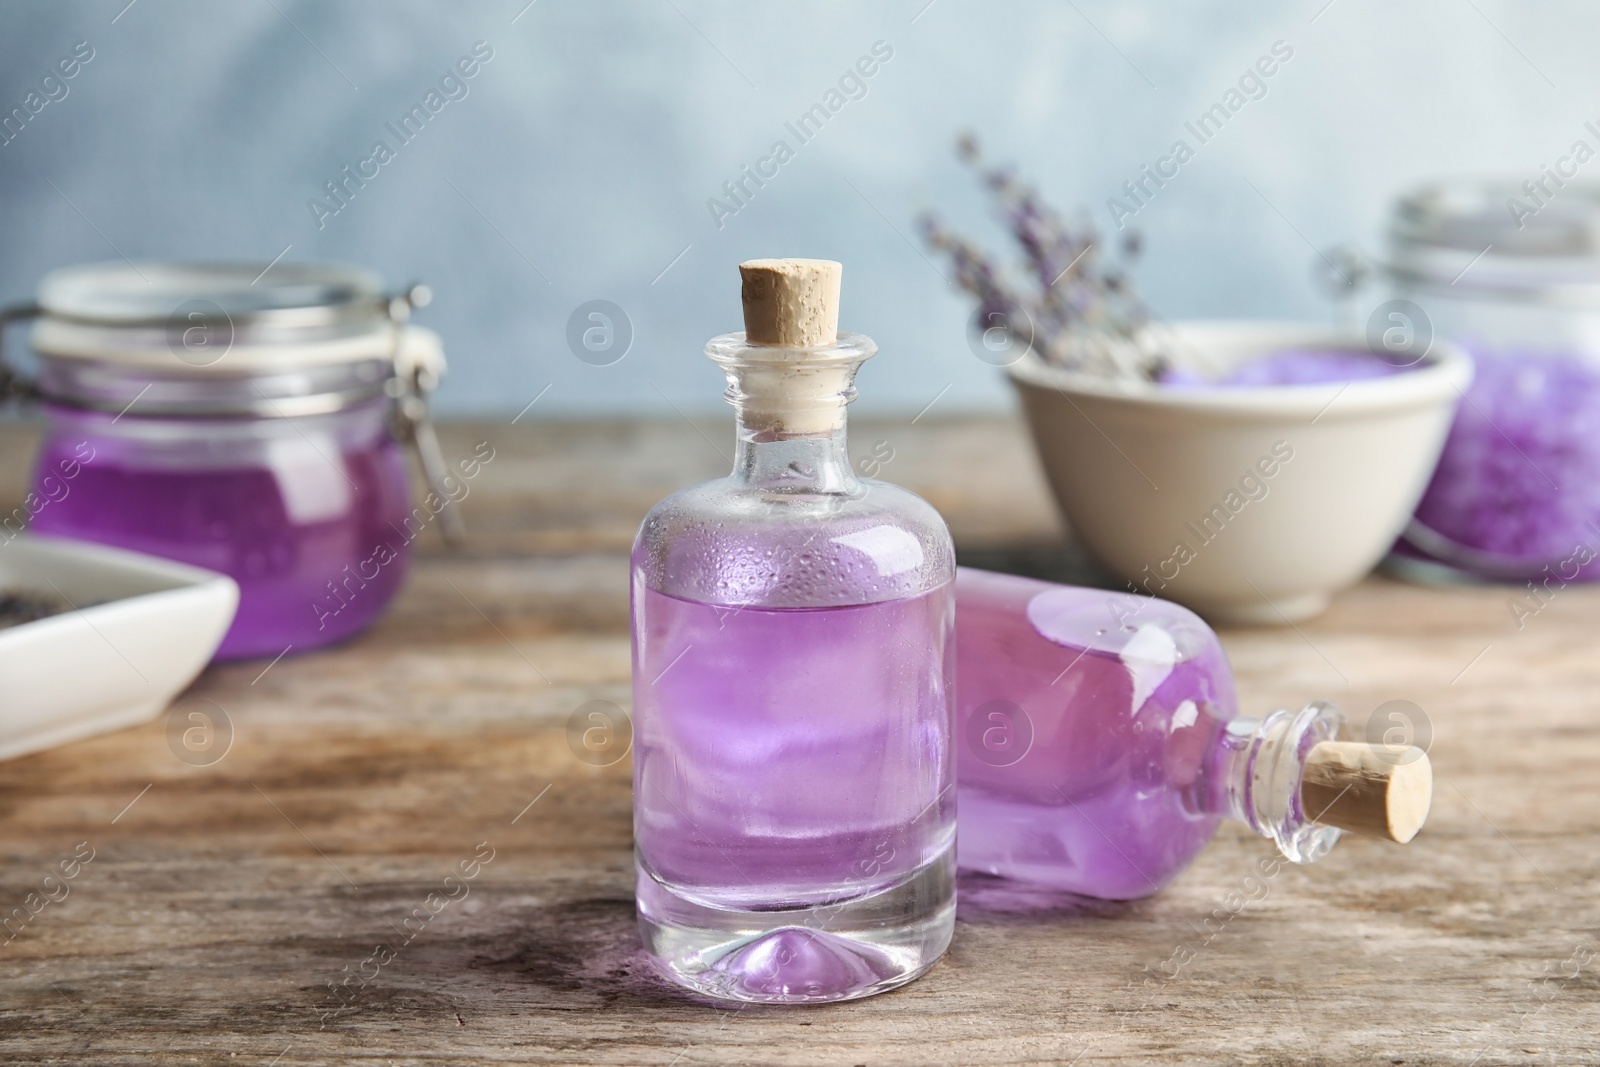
[
  {"x1": 733, "y1": 259, "x2": 852, "y2": 436},
  {"x1": 1300, "y1": 741, "x2": 1433, "y2": 845}
]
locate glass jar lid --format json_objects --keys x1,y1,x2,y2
[
  {"x1": 30, "y1": 260, "x2": 410, "y2": 371},
  {"x1": 1388, "y1": 179, "x2": 1600, "y2": 302},
  {"x1": 2, "y1": 258, "x2": 462, "y2": 541},
  {"x1": 4, "y1": 259, "x2": 444, "y2": 420},
  {"x1": 39, "y1": 261, "x2": 383, "y2": 329},
  {"x1": 33, "y1": 326, "x2": 441, "y2": 418}
]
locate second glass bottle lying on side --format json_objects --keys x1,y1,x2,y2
[{"x1": 955, "y1": 567, "x2": 1433, "y2": 899}]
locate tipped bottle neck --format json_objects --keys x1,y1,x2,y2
[{"x1": 1204, "y1": 702, "x2": 1345, "y2": 864}]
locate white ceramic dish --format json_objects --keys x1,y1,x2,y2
[
  {"x1": 0, "y1": 535, "x2": 238, "y2": 761},
  {"x1": 1008, "y1": 321, "x2": 1474, "y2": 624}
]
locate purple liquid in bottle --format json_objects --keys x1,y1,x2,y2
[
  {"x1": 634, "y1": 574, "x2": 954, "y2": 1000},
  {"x1": 636, "y1": 586, "x2": 953, "y2": 905},
  {"x1": 955, "y1": 568, "x2": 1342, "y2": 899},
  {"x1": 31, "y1": 400, "x2": 412, "y2": 660},
  {"x1": 632, "y1": 315, "x2": 956, "y2": 1004}
]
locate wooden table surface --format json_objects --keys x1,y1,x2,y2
[{"x1": 1, "y1": 415, "x2": 1596, "y2": 1066}]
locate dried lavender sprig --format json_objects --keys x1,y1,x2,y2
[{"x1": 922, "y1": 134, "x2": 1158, "y2": 379}]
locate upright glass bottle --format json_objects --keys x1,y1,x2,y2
[
  {"x1": 955, "y1": 568, "x2": 1431, "y2": 899},
  {"x1": 632, "y1": 260, "x2": 957, "y2": 1004}
]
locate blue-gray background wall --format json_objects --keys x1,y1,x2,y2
[{"x1": 0, "y1": 1, "x2": 1586, "y2": 416}]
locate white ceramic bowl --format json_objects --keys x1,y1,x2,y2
[
  {"x1": 0, "y1": 535, "x2": 238, "y2": 761},
  {"x1": 1008, "y1": 321, "x2": 1474, "y2": 624}
]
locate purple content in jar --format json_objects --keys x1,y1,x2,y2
[
  {"x1": 29, "y1": 400, "x2": 414, "y2": 660},
  {"x1": 1160, "y1": 347, "x2": 1418, "y2": 387},
  {"x1": 1403, "y1": 349, "x2": 1600, "y2": 580}
]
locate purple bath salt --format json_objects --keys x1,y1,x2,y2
[
  {"x1": 1405, "y1": 349, "x2": 1600, "y2": 579},
  {"x1": 1160, "y1": 347, "x2": 1416, "y2": 388},
  {"x1": 1221, "y1": 347, "x2": 1415, "y2": 386},
  {"x1": 1154, "y1": 340, "x2": 1600, "y2": 580}
]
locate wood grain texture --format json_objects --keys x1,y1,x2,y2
[{"x1": 0, "y1": 416, "x2": 1597, "y2": 1066}]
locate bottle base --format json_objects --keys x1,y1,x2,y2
[{"x1": 636, "y1": 850, "x2": 955, "y2": 1005}]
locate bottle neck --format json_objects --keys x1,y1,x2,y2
[
  {"x1": 1202, "y1": 702, "x2": 1345, "y2": 864},
  {"x1": 732, "y1": 420, "x2": 860, "y2": 495},
  {"x1": 718, "y1": 343, "x2": 869, "y2": 496}
]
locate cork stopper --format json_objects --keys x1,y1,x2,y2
[
  {"x1": 740, "y1": 259, "x2": 842, "y2": 347},
  {"x1": 724, "y1": 259, "x2": 861, "y2": 437},
  {"x1": 1299, "y1": 741, "x2": 1433, "y2": 844}
]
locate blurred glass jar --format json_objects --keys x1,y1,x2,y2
[
  {"x1": 1384, "y1": 180, "x2": 1600, "y2": 583},
  {"x1": 0, "y1": 261, "x2": 460, "y2": 660}
]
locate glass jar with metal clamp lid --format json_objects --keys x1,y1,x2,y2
[
  {"x1": 1321, "y1": 180, "x2": 1600, "y2": 584},
  {"x1": 1380, "y1": 180, "x2": 1600, "y2": 584},
  {"x1": 0, "y1": 261, "x2": 465, "y2": 660}
]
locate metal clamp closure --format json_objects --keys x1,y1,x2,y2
[
  {"x1": 0, "y1": 302, "x2": 41, "y2": 406},
  {"x1": 383, "y1": 284, "x2": 466, "y2": 547}
]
